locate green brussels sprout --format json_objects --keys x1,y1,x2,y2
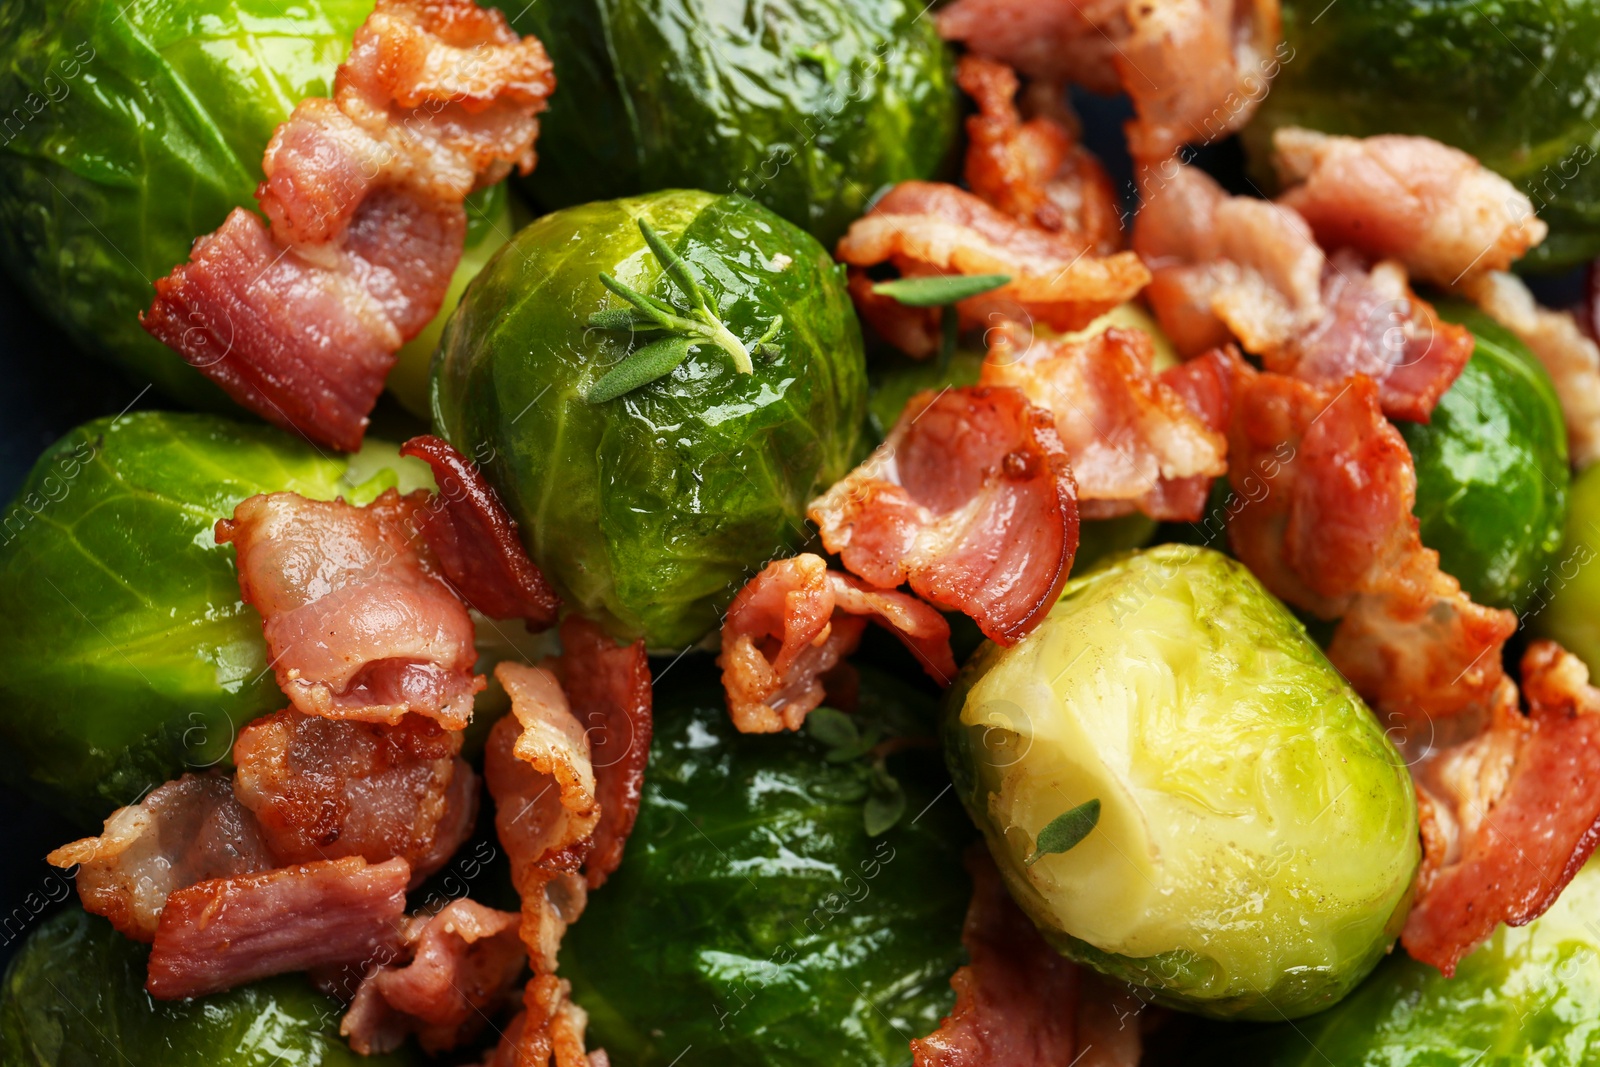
[
  {"x1": 501, "y1": 0, "x2": 959, "y2": 244},
  {"x1": 0, "y1": 908, "x2": 422, "y2": 1066},
  {"x1": 0, "y1": 411, "x2": 435, "y2": 821},
  {"x1": 431, "y1": 190, "x2": 867, "y2": 650},
  {"x1": 944, "y1": 545, "x2": 1419, "y2": 1020},
  {"x1": 1201, "y1": 858, "x2": 1600, "y2": 1065},
  {"x1": 1400, "y1": 300, "x2": 1569, "y2": 612},
  {"x1": 1249, "y1": 0, "x2": 1600, "y2": 269},
  {"x1": 1532, "y1": 462, "x2": 1600, "y2": 671},
  {"x1": 561, "y1": 662, "x2": 970, "y2": 1067}
]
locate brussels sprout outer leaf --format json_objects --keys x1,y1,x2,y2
[
  {"x1": 0, "y1": 908, "x2": 423, "y2": 1066},
  {"x1": 871, "y1": 274, "x2": 1011, "y2": 307},
  {"x1": 1401, "y1": 299, "x2": 1569, "y2": 612},
  {"x1": 560, "y1": 662, "x2": 971, "y2": 1067}
]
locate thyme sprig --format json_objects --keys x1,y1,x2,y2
[{"x1": 583, "y1": 218, "x2": 783, "y2": 402}]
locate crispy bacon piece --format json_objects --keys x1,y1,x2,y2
[
  {"x1": 1274, "y1": 127, "x2": 1547, "y2": 287},
  {"x1": 1465, "y1": 270, "x2": 1600, "y2": 467},
  {"x1": 718, "y1": 554, "x2": 957, "y2": 734},
  {"x1": 47, "y1": 774, "x2": 274, "y2": 942},
  {"x1": 980, "y1": 322, "x2": 1232, "y2": 521},
  {"x1": 554, "y1": 616, "x2": 652, "y2": 888},
  {"x1": 342, "y1": 900, "x2": 527, "y2": 1055},
  {"x1": 1402, "y1": 642, "x2": 1600, "y2": 974},
  {"x1": 1226, "y1": 368, "x2": 1516, "y2": 719},
  {"x1": 483, "y1": 661, "x2": 599, "y2": 974},
  {"x1": 957, "y1": 56, "x2": 1122, "y2": 252},
  {"x1": 399, "y1": 435, "x2": 561, "y2": 627},
  {"x1": 809, "y1": 386, "x2": 1080, "y2": 645},
  {"x1": 836, "y1": 182, "x2": 1150, "y2": 358},
  {"x1": 232, "y1": 709, "x2": 476, "y2": 885},
  {"x1": 145, "y1": 856, "x2": 409, "y2": 1000},
  {"x1": 142, "y1": 0, "x2": 555, "y2": 452},
  {"x1": 482, "y1": 975, "x2": 600, "y2": 1067},
  {"x1": 218, "y1": 490, "x2": 484, "y2": 729}
]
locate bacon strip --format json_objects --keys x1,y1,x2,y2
[
  {"x1": 980, "y1": 322, "x2": 1233, "y2": 520},
  {"x1": 718, "y1": 554, "x2": 957, "y2": 734},
  {"x1": 1273, "y1": 127, "x2": 1547, "y2": 287},
  {"x1": 218, "y1": 489, "x2": 485, "y2": 729},
  {"x1": 142, "y1": 0, "x2": 555, "y2": 452},
  {"x1": 482, "y1": 975, "x2": 600, "y2": 1067},
  {"x1": 145, "y1": 856, "x2": 409, "y2": 999},
  {"x1": 836, "y1": 182, "x2": 1150, "y2": 358},
  {"x1": 1402, "y1": 642, "x2": 1600, "y2": 974},
  {"x1": 399, "y1": 435, "x2": 561, "y2": 628},
  {"x1": 809, "y1": 385, "x2": 1080, "y2": 645}
]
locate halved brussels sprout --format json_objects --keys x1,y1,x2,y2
[
  {"x1": 431, "y1": 190, "x2": 867, "y2": 650},
  {"x1": 1532, "y1": 462, "x2": 1600, "y2": 672},
  {"x1": 944, "y1": 545, "x2": 1419, "y2": 1019},
  {"x1": 501, "y1": 0, "x2": 959, "y2": 245},
  {"x1": 0, "y1": 908, "x2": 422, "y2": 1066},
  {"x1": 1401, "y1": 300, "x2": 1568, "y2": 612},
  {"x1": 561, "y1": 662, "x2": 969, "y2": 1067}
]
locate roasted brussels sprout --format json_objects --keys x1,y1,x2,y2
[
  {"x1": 1532, "y1": 462, "x2": 1600, "y2": 671},
  {"x1": 1250, "y1": 0, "x2": 1600, "y2": 269},
  {"x1": 432, "y1": 190, "x2": 867, "y2": 649},
  {"x1": 502, "y1": 0, "x2": 959, "y2": 243},
  {"x1": 561, "y1": 662, "x2": 970, "y2": 1067},
  {"x1": 0, "y1": 908, "x2": 422, "y2": 1066},
  {"x1": 1401, "y1": 301, "x2": 1568, "y2": 612},
  {"x1": 944, "y1": 545, "x2": 1419, "y2": 1020},
  {"x1": 0, "y1": 412, "x2": 433, "y2": 820},
  {"x1": 1203, "y1": 858, "x2": 1600, "y2": 1065}
]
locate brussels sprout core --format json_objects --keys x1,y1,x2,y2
[{"x1": 945, "y1": 545, "x2": 1419, "y2": 1019}]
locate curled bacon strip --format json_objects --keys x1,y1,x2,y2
[
  {"x1": 142, "y1": 0, "x2": 554, "y2": 452},
  {"x1": 718, "y1": 554, "x2": 957, "y2": 734},
  {"x1": 837, "y1": 182, "x2": 1150, "y2": 358},
  {"x1": 809, "y1": 386, "x2": 1080, "y2": 646},
  {"x1": 400, "y1": 435, "x2": 560, "y2": 628},
  {"x1": 483, "y1": 975, "x2": 601, "y2": 1067},
  {"x1": 1274, "y1": 127, "x2": 1547, "y2": 287},
  {"x1": 980, "y1": 322, "x2": 1233, "y2": 521},
  {"x1": 218, "y1": 490, "x2": 485, "y2": 729},
  {"x1": 1402, "y1": 642, "x2": 1600, "y2": 974}
]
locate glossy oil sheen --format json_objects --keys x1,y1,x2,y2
[
  {"x1": 0, "y1": 0, "x2": 372, "y2": 403},
  {"x1": 1401, "y1": 300, "x2": 1568, "y2": 612},
  {"x1": 945, "y1": 545, "x2": 1419, "y2": 1019},
  {"x1": 1534, "y1": 462, "x2": 1600, "y2": 671},
  {"x1": 561, "y1": 663, "x2": 969, "y2": 1067},
  {"x1": 0, "y1": 908, "x2": 422, "y2": 1066},
  {"x1": 1250, "y1": 0, "x2": 1600, "y2": 269},
  {"x1": 502, "y1": 0, "x2": 959, "y2": 244},
  {"x1": 431, "y1": 190, "x2": 867, "y2": 650}
]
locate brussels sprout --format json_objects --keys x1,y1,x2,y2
[
  {"x1": 1400, "y1": 300, "x2": 1568, "y2": 612},
  {"x1": 944, "y1": 545, "x2": 1419, "y2": 1020},
  {"x1": 431, "y1": 190, "x2": 867, "y2": 650},
  {"x1": 0, "y1": 908, "x2": 422, "y2": 1066},
  {"x1": 501, "y1": 0, "x2": 959, "y2": 244},
  {"x1": 1249, "y1": 0, "x2": 1600, "y2": 269},
  {"x1": 561, "y1": 662, "x2": 970, "y2": 1067},
  {"x1": 0, "y1": 411, "x2": 435, "y2": 821},
  {"x1": 1201, "y1": 858, "x2": 1600, "y2": 1065},
  {"x1": 1532, "y1": 462, "x2": 1600, "y2": 671}
]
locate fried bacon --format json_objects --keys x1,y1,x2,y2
[
  {"x1": 1402, "y1": 642, "x2": 1600, "y2": 974},
  {"x1": 232, "y1": 709, "x2": 476, "y2": 885},
  {"x1": 939, "y1": 0, "x2": 1282, "y2": 162},
  {"x1": 957, "y1": 55, "x2": 1121, "y2": 252},
  {"x1": 718, "y1": 554, "x2": 957, "y2": 734},
  {"x1": 482, "y1": 974, "x2": 601, "y2": 1067},
  {"x1": 980, "y1": 322, "x2": 1232, "y2": 521},
  {"x1": 142, "y1": 0, "x2": 555, "y2": 452},
  {"x1": 399, "y1": 435, "x2": 561, "y2": 628},
  {"x1": 342, "y1": 900, "x2": 527, "y2": 1055},
  {"x1": 809, "y1": 385, "x2": 1080, "y2": 646},
  {"x1": 836, "y1": 182, "x2": 1150, "y2": 358},
  {"x1": 47, "y1": 774, "x2": 274, "y2": 941},
  {"x1": 1273, "y1": 127, "x2": 1547, "y2": 287},
  {"x1": 218, "y1": 490, "x2": 484, "y2": 729},
  {"x1": 146, "y1": 856, "x2": 409, "y2": 999}
]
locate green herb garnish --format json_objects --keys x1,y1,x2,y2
[
  {"x1": 1025, "y1": 798, "x2": 1101, "y2": 866},
  {"x1": 870, "y1": 273, "x2": 1010, "y2": 367},
  {"x1": 806, "y1": 705, "x2": 924, "y2": 837}
]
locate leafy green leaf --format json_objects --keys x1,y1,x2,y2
[
  {"x1": 806, "y1": 707, "x2": 860, "y2": 749},
  {"x1": 871, "y1": 273, "x2": 1011, "y2": 307},
  {"x1": 864, "y1": 760, "x2": 907, "y2": 836},
  {"x1": 1025, "y1": 798, "x2": 1101, "y2": 865},
  {"x1": 584, "y1": 336, "x2": 696, "y2": 403}
]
